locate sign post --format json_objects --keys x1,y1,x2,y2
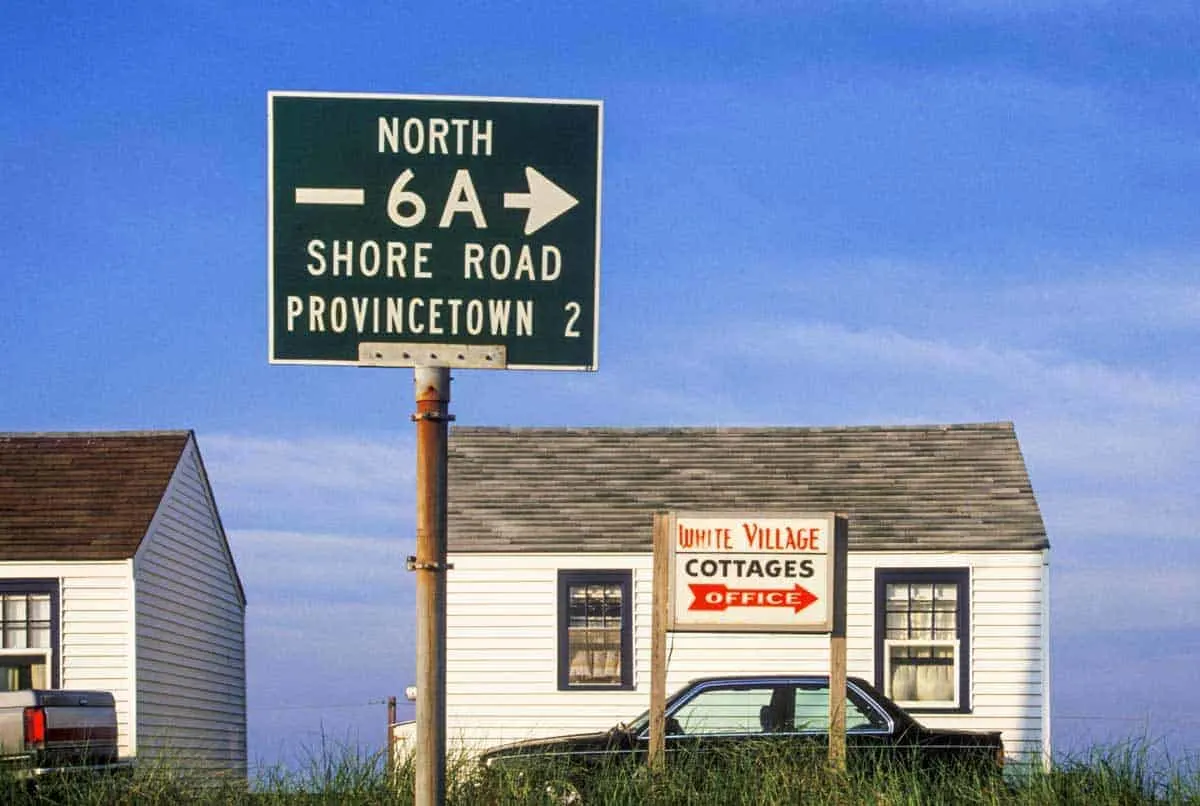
[
  {"x1": 411, "y1": 367, "x2": 450, "y2": 804},
  {"x1": 269, "y1": 91, "x2": 602, "y2": 806},
  {"x1": 649, "y1": 514, "x2": 670, "y2": 769}
]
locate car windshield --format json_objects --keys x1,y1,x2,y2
[
  {"x1": 622, "y1": 708, "x2": 651, "y2": 735},
  {"x1": 621, "y1": 685, "x2": 695, "y2": 735}
]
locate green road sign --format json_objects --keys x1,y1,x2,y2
[{"x1": 268, "y1": 92, "x2": 602, "y2": 370}]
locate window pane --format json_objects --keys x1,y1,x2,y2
[
  {"x1": 888, "y1": 642, "x2": 955, "y2": 703},
  {"x1": 673, "y1": 687, "x2": 775, "y2": 735},
  {"x1": 793, "y1": 686, "x2": 830, "y2": 731},
  {"x1": 567, "y1": 627, "x2": 621, "y2": 684},
  {"x1": 885, "y1": 612, "x2": 908, "y2": 639},
  {"x1": 564, "y1": 580, "x2": 624, "y2": 686},
  {"x1": 886, "y1": 579, "x2": 958, "y2": 641},
  {"x1": 5, "y1": 625, "x2": 27, "y2": 649},
  {"x1": 935, "y1": 583, "x2": 957, "y2": 603},
  {"x1": 0, "y1": 656, "x2": 47, "y2": 691},
  {"x1": 4, "y1": 596, "x2": 26, "y2": 622},
  {"x1": 30, "y1": 659, "x2": 47, "y2": 689},
  {"x1": 29, "y1": 595, "x2": 50, "y2": 621}
]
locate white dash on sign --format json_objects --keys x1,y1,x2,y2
[{"x1": 294, "y1": 187, "x2": 365, "y2": 206}]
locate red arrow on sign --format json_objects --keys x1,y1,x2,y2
[{"x1": 688, "y1": 583, "x2": 819, "y2": 613}]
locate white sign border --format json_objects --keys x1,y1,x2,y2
[
  {"x1": 266, "y1": 90, "x2": 603, "y2": 371},
  {"x1": 666, "y1": 510, "x2": 838, "y2": 634}
]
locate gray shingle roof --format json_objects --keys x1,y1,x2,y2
[
  {"x1": 0, "y1": 431, "x2": 191, "y2": 561},
  {"x1": 447, "y1": 422, "x2": 1048, "y2": 553}
]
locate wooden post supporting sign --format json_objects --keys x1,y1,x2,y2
[
  {"x1": 828, "y1": 514, "x2": 849, "y2": 771},
  {"x1": 649, "y1": 512, "x2": 671, "y2": 769}
]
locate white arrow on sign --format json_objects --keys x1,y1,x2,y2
[{"x1": 504, "y1": 167, "x2": 579, "y2": 236}]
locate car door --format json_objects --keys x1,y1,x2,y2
[
  {"x1": 789, "y1": 680, "x2": 899, "y2": 768},
  {"x1": 638, "y1": 680, "x2": 801, "y2": 762}
]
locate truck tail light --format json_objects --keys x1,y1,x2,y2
[{"x1": 24, "y1": 706, "x2": 46, "y2": 749}]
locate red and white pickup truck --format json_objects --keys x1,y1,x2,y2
[{"x1": 0, "y1": 690, "x2": 131, "y2": 781}]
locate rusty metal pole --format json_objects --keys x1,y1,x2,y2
[{"x1": 412, "y1": 366, "x2": 451, "y2": 806}]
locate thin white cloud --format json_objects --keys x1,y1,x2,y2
[
  {"x1": 1017, "y1": 417, "x2": 1198, "y2": 481},
  {"x1": 200, "y1": 433, "x2": 414, "y2": 491},
  {"x1": 1005, "y1": 274, "x2": 1200, "y2": 335},
  {"x1": 229, "y1": 529, "x2": 414, "y2": 599},
  {"x1": 199, "y1": 434, "x2": 416, "y2": 533},
  {"x1": 1040, "y1": 490, "x2": 1198, "y2": 542},
  {"x1": 249, "y1": 598, "x2": 414, "y2": 644},
  {"x1": 1054, "y1": 565, "x2": 1200, "y2": 634},
  {"x1": 745, "y1": 322, "x2": 1198, "y2": 413},
  {"x1": 773, "y1": 256, "x2": 1199, "y2": 354}
]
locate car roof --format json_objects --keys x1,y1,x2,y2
[{"x1": 685, "y1": 675, "x2": 872, "y2": 686}]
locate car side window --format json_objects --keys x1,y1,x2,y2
[
  {"x1": 793, "y1": 686, "x2": 830, "y2": 731},
  {"x1": 793, "y1": 684, "x2": 891, "y2": 733},
  {"x1": 669, "y1": 686, "x2": 778, "y2": 736}
]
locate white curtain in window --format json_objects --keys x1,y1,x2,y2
[
  {"x1": 0, "y1": 656, "x2": 47, "y2": 690},
  {"x1": 568, "y1": 627, "x2": 621, "y2": 684},
  {"x1": 888, "y1": 642, "x2": 956, "y2": 703}
]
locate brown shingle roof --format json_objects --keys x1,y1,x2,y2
[
  {"x1": 0, "y1": 431, "x2": 191, "y2": 561},
  {"x1": 447, "y1": 422, "x2": 1048, "y2": 553}
]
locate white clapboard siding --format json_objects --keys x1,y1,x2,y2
[
  {"x1": 445, "y1": 549, "x2": 1049, "y2": 761},
  {"x1": 132, "y1": 440, "x2": 247, "y2": 778}
]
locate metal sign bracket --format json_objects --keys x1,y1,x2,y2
[
  {"x1": 406, "y1": 555, "x2": 454, "y2": 573},
  {"x1": 360, "y1": 342, "x2": 507, "y2": 369}
]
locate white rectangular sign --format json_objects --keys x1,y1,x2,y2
[{"x1": 667, "y1": 512, "x2": 836, "y2": 633}]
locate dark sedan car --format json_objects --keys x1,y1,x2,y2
[{"x1": 481, "y1": 675, "x2": 1003, "y2": 795}]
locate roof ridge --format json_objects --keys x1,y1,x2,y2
[
  {"x1": 0, "y1": 429, "x2": 193, "y2": 439},
  {"x1": 450, "y1": 421, "x2": 1014, "y2": 434}
]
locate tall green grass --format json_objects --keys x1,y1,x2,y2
[
  {"x1": 1, "y1": 737, "x2": 1196, "y2": 804},
  {"x1": 465, "y1": 739, "x2": 1200, "y2": 805}
]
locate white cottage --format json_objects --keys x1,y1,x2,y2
[
  {"x1": 0, "y1": 431, "x2": 247, "y2": 778},
  {"x1": 438, "y1": 422, "x2": 1050, "y2": 762}
]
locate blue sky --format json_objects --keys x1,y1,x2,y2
[{"x1": 2, "y1": 0, "x2": 1198, "y2": 773}]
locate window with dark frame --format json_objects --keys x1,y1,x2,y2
[
  {"x1": 557, "y1": 570, "x2": 633, "y2": 690},
  {"x1": 875, "y1": 568, "x2": 970, "y2": 712},
  {"x1": 0, "y1": 580, "x2": 59, "y2": 691}
]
